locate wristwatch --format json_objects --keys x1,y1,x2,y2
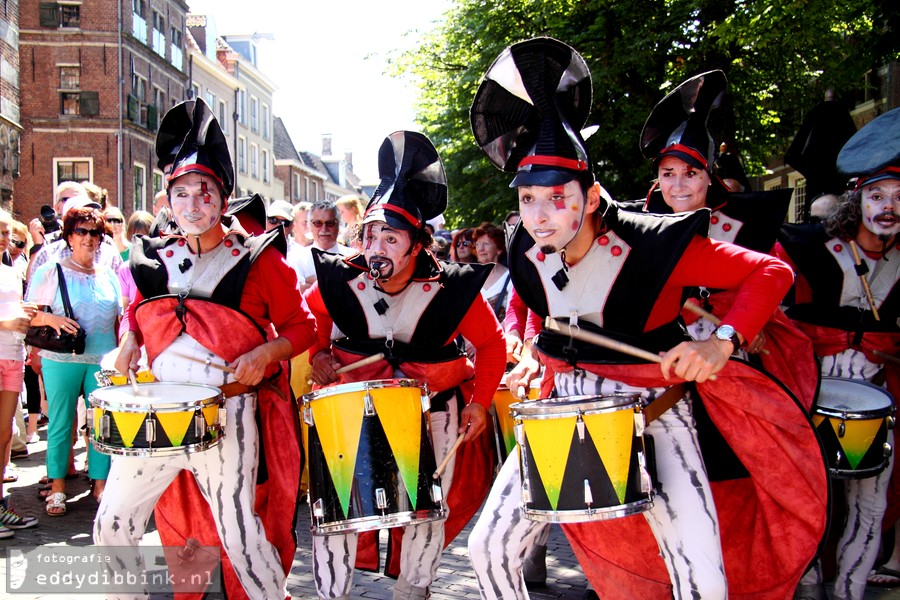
[{"x1": 714, "y1": 324, "x2": 740, "y2": 354}]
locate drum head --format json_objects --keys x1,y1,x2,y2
[
  {"x1": 303, "y1": 379, "x2": 424, "y2": 403},
  {"x1": 511, "y1": 393, "x2": 640, "y2": 417},
  {"x1": 817, "y1": 377, "x2": 894, "y2": 417},
  {"x1": 90, "y1": 383, "x2": 223, "y2": 412}
]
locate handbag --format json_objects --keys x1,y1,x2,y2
[{"x1": 25, "y1": 263, "x2": 87, "y2": 354}]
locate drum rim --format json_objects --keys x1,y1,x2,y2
[
  {"x1": 90, "y1": 434, "x2": 223, "y2": 456},
  {"x1": 310, "y1": 507, "x2": 446, "y2": 536},
  {"x1": 90, "y1": 382, "x2": 225, "y2": 412},
  {"x1": 510, "y1": 393, "x2": 641, "y2": 416},
  {"x1": 817, "y1": 376, "x2": 895, "y2": 418},
  {"x1": 522, "y1": 497, "x2": 653, "y2": 523},
  {"x1": 302, "y1": 378, "x2": 426, "y2": 402}
]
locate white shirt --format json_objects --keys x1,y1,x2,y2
[{"x1": 290, "y1": 242, "x2": 355, "y2": 282}]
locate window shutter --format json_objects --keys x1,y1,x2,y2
[
  {"x1": 127, "y1": 94, "x2": 139, "y2": 121},
  {"x1": 39, "y1": 3, "x2": 59, "y2": 27},
  {"x1": 147, "y1": 104, "x2": 158, "y2": 131},
  {"x1": 79, "y1": 92, "x2": 100, "y2": 116}
]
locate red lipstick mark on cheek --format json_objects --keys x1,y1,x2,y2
[{"x1": 572, "y1": 220, "x2": 579, "y2": 231}]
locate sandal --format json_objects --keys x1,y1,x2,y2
[
  {"x1": 45, "y1": 492, "x2": 66, "y2": 517},
  {"x1": 3, "y1": 473, "x2": 17, "y2": 483},
  {"x1": 868, "y1": 565, "x2": 900, "y2": 588}
]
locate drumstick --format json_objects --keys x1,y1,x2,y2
[
  {"x1": 170, "y1": 352, "x2": 287, "y2": 402},
  {"x1": 544, "y1": 317, "x2": 716, "y2": 381},
  {"x1": 682, "y1": 301, "x2": 769, "y2": 355},
  {"x1": 873, "y1": 350, "x2": 900, "y2": 368},
  {"x1": 335, "y1": 353, "x2": 386, "y2": 375},
  {"x1": 433, "y1": 430, "x2": 467, "y2": 480},
  {"x1": 127, "y1": 369, "x2": 144, "y2": 396},
  {"x1": 848, "y1": 240, "x2": 881, "y2": 321}
]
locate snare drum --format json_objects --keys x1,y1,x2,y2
[
  {"x1": 492, "y1": 379, "x2": 540, "y2": 463},
  {"x1": 94, "y1": 369, "x2": 156, "y2": 387},
  {"x1": 302, "y1": 379, "x2": 445, "y2": 535},
  {"x1": 89, "y1": 383, "x2": 225, "y2": 456},
  {"x1": 511, "y1": 395, "x2": 653, "y2": 523},
  {"x1": 814, "y1": 377, "x2": 895, "y2": 479}
]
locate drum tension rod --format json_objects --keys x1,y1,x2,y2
[
  {"x1": 576, "y1": 413, "x2": 586, "y2": 442},
  {"x1": 584, "y1": 479, "x2": 594, "y2": 508}
]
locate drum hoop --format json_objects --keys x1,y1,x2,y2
[
  {"x1": 510, "y1": 393, "x2": 641, "y2": 417},
  {"x1": 310, "y1": 508, "x2": 446, "y2": 536},
  {"x1": 91, "y1": 435, "x2": 223, "y2": 457},
  {"x1": 817, "y1": 376, "x2": 895, "y2": 418},
  {"x1": 90, "y1": 383, "x2": 225, "y2": 413},
  {"x1": 302, "y1": 378, "x2": 426, "y2": 403},
  {"x1": 522, "y1": 497, "x2": 653, "y2": 523}
]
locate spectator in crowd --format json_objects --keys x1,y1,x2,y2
[
  {"x1": 472, "y1": 222, "x2": 512, "y2": 322},
  {"x1": 267, "y1": 200, "x2": 295, "y2": 239},
  {"x1": 117, "y1": 211, "x2": 154, "y2": 310},
  {"x1": 27, "y1": 219, "x2": 44, "y2": 259},
  {"x1": 451, "y1": 227, "x2": 476, "y2": 263},
  {"x1": 152, "y1": 190, "x2": 168, "y2": 216},
  {"x1": 5, "y1": 221, "x2": 29, "y2": 279},
  {"x1": 0, "y1": 208, "x2": 39, "y2": 537},
  {"x1": 292, "y1": 201, "x2": 313, "y2": 248},
  {"x1": 81, "y1": 181, "x2": 107, "y2": 211},
  {"x1": 336, "y1": 194, "x2": 364, "y2": 246},
  {"x1": 104, "y1": 206, "x2": 129, "y2": 260},
  {"x1": 291, "y1": 201, "x2": 354, "y2": 293},
  {"x1": 26, "y1": 206, "x2": 122, "y2": 515}
]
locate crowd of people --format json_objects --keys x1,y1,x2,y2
[{"x1": 1, "y1": 35, "x2": 899, "y2": 600}]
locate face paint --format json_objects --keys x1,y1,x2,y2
[
  {"x1": 518, "y1": 180, "x2": 587, "y2": 254},
  {"x1": 200, "y1": 181, "x2": 211, "y2": 204},
  {"x1": 169, "y1": 172, "x2": 224, "y2": 236},
  {"x1": 551, "y1": 186, "x2": 567, "y2": 210},
  {"x1": 363, "y1": 222, "x2": 416, "y2": 282},
  {"x1": 657, "y1": 155, "x2": 710, "y2": 213},
  {"x1": 860, "y1": 179, "x2": 900, "y2": 242}
]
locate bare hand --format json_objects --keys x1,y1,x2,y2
[
  {"x1": 230, "y1": 346, "x2": 275, "y2": 386},
  {"x1": 746, "y1": 331, "x2": 766, "y2": 354},
  {"x1": 505, "y1": 334, "x2": 523, "y2": 364},
  {"x1": 660, "y1": 337, "x2": 732, "y2": 383},
  {"x1": 114, "y1": 334, "x2": 142, "y2": 375},
  {"x1": 507, "y1": 350, "x2": 541, "y2": 399},
  {"x1": 3, "y1": 316, "x2": 32, "y2": 334},
  {"x1": 310, "y1": 350, "x2": 340, "y2": 386},
  {"x1": 45, "y1": 313, "x2": 80, "y2": 337},
  {"x1": 459, "y1": 403, "x2": 488, "y2": 441},
  {"x1": 20, "y1": 302, "x2": 39, "y2": 320}
]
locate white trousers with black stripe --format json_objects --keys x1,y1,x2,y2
[
  {"x1": 800, "y1": 349, "x2": 893, "y2": 600},
  {"x1": 311, "y1": 400, "x2": 459, "y2": 599},
  {"x1": 469, "y1": 373, "x2": 726, "y2": 600},
  {"x1": 93, "y1": 335, "x2": 287, "y2": 600}
]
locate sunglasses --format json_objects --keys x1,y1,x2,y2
[
  {"x1": 106, "y1": 218, "x2": 123, "y2": 224},
  {"x1": 267, "y1": 217, "x2": 292, "y2": 226},
  {"x1": 72, "y1": 227, "x2": 102, "y2": 238},
  {"x1": 456, "y1": 240, "x2": 472, "y2": 247},
  {"x1": 311, "y1": 219, "x2": 339, "y2": 228},
  {"x1": 10, "y1": 239, "x2": 25, "y2": 249}
]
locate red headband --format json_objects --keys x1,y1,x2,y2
[
  {"x1": 518, "y1": 155, "x2": 588, "y2": 171},
  {"x1": 660, "y1": 144, "x2": 709, "y2": 171},
  {"x1": 167, "y1": 163, "x2": 225, "y2": 191},
  {"x1": 365, "y1": 202, "x2": 422, "y2": 229},
  {"x1": 854, "y1": 166, "x2": 900, "y2": 191}
]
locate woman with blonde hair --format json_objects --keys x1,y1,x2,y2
[{"x1": 335, "y1": 194, "x2": 364, "y2": 246}]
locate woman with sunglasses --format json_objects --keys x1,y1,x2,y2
[
  {"x1": 26, "y1": 204, "x2": 121, "y2": 516},
  {"x1": 103, "y1": 207, "x2": 129, "y2": 260},
  {"x1": 450, "y1": 227, "x2": 476, "y2": 263}
]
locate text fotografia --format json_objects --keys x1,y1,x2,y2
[{"x1": 6, "y1": 545, "x2": 222, "y2": 594}]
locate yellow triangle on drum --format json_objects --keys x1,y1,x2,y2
[
  {"x1": 373, "y1": 387, "x2": 423, "y2": 508},
  {"x1": 834, "y1": 419, "x2": 884, "y2": 469},
  {"x1": 310, "y1": 392, "x2": 365, "y2": 518},
  {"x1": 201, "y1": 405, "x2": 218, "y2": 431},
  {"x1": 524, "y1": 417, "x2": 575, "y2": 510},
  {"x1": 584, "y1": 410, "x2": 634, "y2": 504},
  {"x1": 156, "y1": 411, "x2": 195, "y2": 447},
  {"x1": 111, "y1": 412, "x2": 146, "y2": 448}
]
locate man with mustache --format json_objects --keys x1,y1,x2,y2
[
  {"x1": 777, "y1": 107, "x2": 900, "y2": 599},
  {"x1": 303, "y1": 131, "x2": 505, "y2": 600}
]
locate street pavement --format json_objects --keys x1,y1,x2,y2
[{"x1": 2, "y1": 424, "x2": 900, "y2": 599}]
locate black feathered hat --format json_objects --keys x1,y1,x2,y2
[
  {"x1": 837, "y1": 106, "x2": 900, "y2": 190},
  {"x1": 363, "y1": 131, "x2": 447, "y2": 232},
  {"x1": 155, "y1": 100, "x2": 195, "y2": 172},
  {"x1": 785, "y1": 99, "x2": 856, "y2": 199},
  {"x1": 471, "y1": 37, "x2": 593, "y2": 188},
  {"x1": 640, "y1": 70, "x2": 727, "y2": 171},
  {"x1": 165, "y1": 99, "x2": 234, "y2": 197}
]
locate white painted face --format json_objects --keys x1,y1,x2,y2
[
  {"x1": 517, "y1": 180, "x2": 585, "y2": 254},
  {"x1": 860, "y1": 178, "x2": 900, "y2": 241},
  {"x1": 657, "y1": 155, "x2": 711, "y2": 213},
  {"x1": 168, "y1": 172, "x2": 224, "y2": 236},
  {"x1": 363, "y1": 222, "x2": 418, "y2": 282}
]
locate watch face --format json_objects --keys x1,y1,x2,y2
[{"x1": 716, "y1": 325, "x2": 735, "y2": 340}]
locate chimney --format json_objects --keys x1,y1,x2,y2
[
  {"x1": 322, "y1": 134, "x2": 332, "y2": 157},
  {"x1": 344, "y1": 151, "x2": 353, "y2": 172}
]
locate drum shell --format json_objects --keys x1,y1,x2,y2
[
  {"x1": 814, "y1": 376, "x2": 895, "y2": 479},
  {"x1": 89, "y1": 382, "x2": 225, "y2": 457},
  {"x1": 511, "y1": 394, "x2": 653, "y2": 523},
  {"x1": 302, "y1": 379, "x2": 445, "y2": 535},
  {"x1": 492, "y1": 380, "x2": 540, "y2": 463}
]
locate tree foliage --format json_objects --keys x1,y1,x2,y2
[{"x1": 389, "y1": 0, "x2": 897, "y2": 227}]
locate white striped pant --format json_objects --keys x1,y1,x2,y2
[
  {"x1": 468, "y1": 385, "x2": 726, "y2": 599},
  {"x1": 312, "y1": 401, "x2": 459, "y2": 599}
]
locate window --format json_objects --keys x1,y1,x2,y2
[
  {"x1": 40, "y1": 3, "x2": 81, "y2": 29},
  {"x1": 133, "y1": 163, "x2": 146, "y2": 212},
  {"x1": 131, "y1": 0, "x2": 147, "y2": 43},
  {"x1": 218, "y1": 99, "x2": 228, "y2": 134},
  {"x1": 132, "y1": 74, "x2": 146, "y2": 101},
  {"x1": 250, "y1": 143, "x2": 259, "y2": 179},
  {"x1": 311, "y1": 180, "x2": 318, "y2": 201},
  {"x1": 153, "y1": 87, "x2": 165, "y2": 108},
  {"x1": 59, "y1": 66, "x2": 79, "y2": 89},
  {"x1": 152, "y1": 170, "x2": 164, "y2": 195},
  {"x1": 170, "y1": 27, "x2": 183, "y2": 70},
  {"x1": 54, "y1": 158, "x2": 92, "y2": 189},
  {"x1": 250, "y1": 96, "x2": 258, "y2": 133},
  {"x1": 238, "y1": 90, "x2": 246, "y2": 125},
  {"x1": 151, "y1": 11, "x2": 166, "y2": 57},
  {"x1": 304, "y1": 176, "x2": 309, "y2": 201},
  {"x1": 60, "y1": 91, "x2": 99, "y2": 116},
  {"x1": 206, "y1": 91, "x2": 215, "y2": 110},
  {"x1": 261, "y1": 149, "x2": 270, "y2": 183},
  {"x1": 262, "y1": 103, "x2": 270, "y2": 140},
  {"x1": 293, "y1": 173, "x2": 301, "y2": 200},
  {"x1": 190, "y1": 82, "x2": 200, "y2": 100},
  {"x1": 237, "y1": 136, "x2": 246, "y2": 174}
]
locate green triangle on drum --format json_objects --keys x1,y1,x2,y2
[
  {"x1": 832, "y1": 418, "x2": 884, "y2": 469},
  {"x1": 583, "y1": 409, "x2": 634, "y2": 504},
  {"x1": 310, "y1": 393, "x2": 365, "y2": 518},
  {"x1": 373, "y1": 387, "x2": 424, "y2": 508},
  {"x1": 524, "y1": 416, "x2": 575, "y2": 510}
]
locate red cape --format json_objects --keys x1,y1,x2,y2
[
  {"x1": 542, "y1": 358, "x2": 828, "y2": 600},
  {"x1": 136, "y1": 298, "x2": 301, "y2": 600},
  {"x1": 325, "y1": 349, "x2": 494, "y2": 578}
]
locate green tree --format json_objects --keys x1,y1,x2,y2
[{"x1": 392, "y1": 0, "x2": 896, "y2": 227}]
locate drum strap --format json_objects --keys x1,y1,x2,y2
[
  {"x1": 219, "y1": 381, "x2": 256, "y2": 397},
  {"x1": 643, "y1": 383, "x2": 688, "y2": 424}
]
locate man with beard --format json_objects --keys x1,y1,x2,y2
[
  {"x1": 303, "y1": 130, "x2": 505, "y2": 600},
  {"x1": 777, "y1": 107, "x2": 900, "y2": 599},
  {"x1": 467, "y1": 37, "x2": 827, "y2": 599},
  {"x1": 95, "y1": 99, "x2": 315, "y2": 599}
]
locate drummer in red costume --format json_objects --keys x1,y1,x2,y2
[
  {"x1": 467, "y1": 37, "x2": 828, "y2": 599},
  {"x1": 777, "y1": 106, "x2": 900, "y2": 599},
  {"x1": 94, "y1": 99, "x2": 315, "y2": 600},
  {"x1": 304, "y1": 131, "x2": 506, "y2": 600}
]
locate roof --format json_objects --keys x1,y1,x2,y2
[{"x1": 272, "y1": 117, "x2": 300, "y2": 162}]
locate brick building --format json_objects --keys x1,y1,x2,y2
[
  {"x1": 0, "y1": 3, "x2": 21, "y2": 215},
  {"x1": 17, "y1": 0, "x2": 188, "y2": 221}
]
